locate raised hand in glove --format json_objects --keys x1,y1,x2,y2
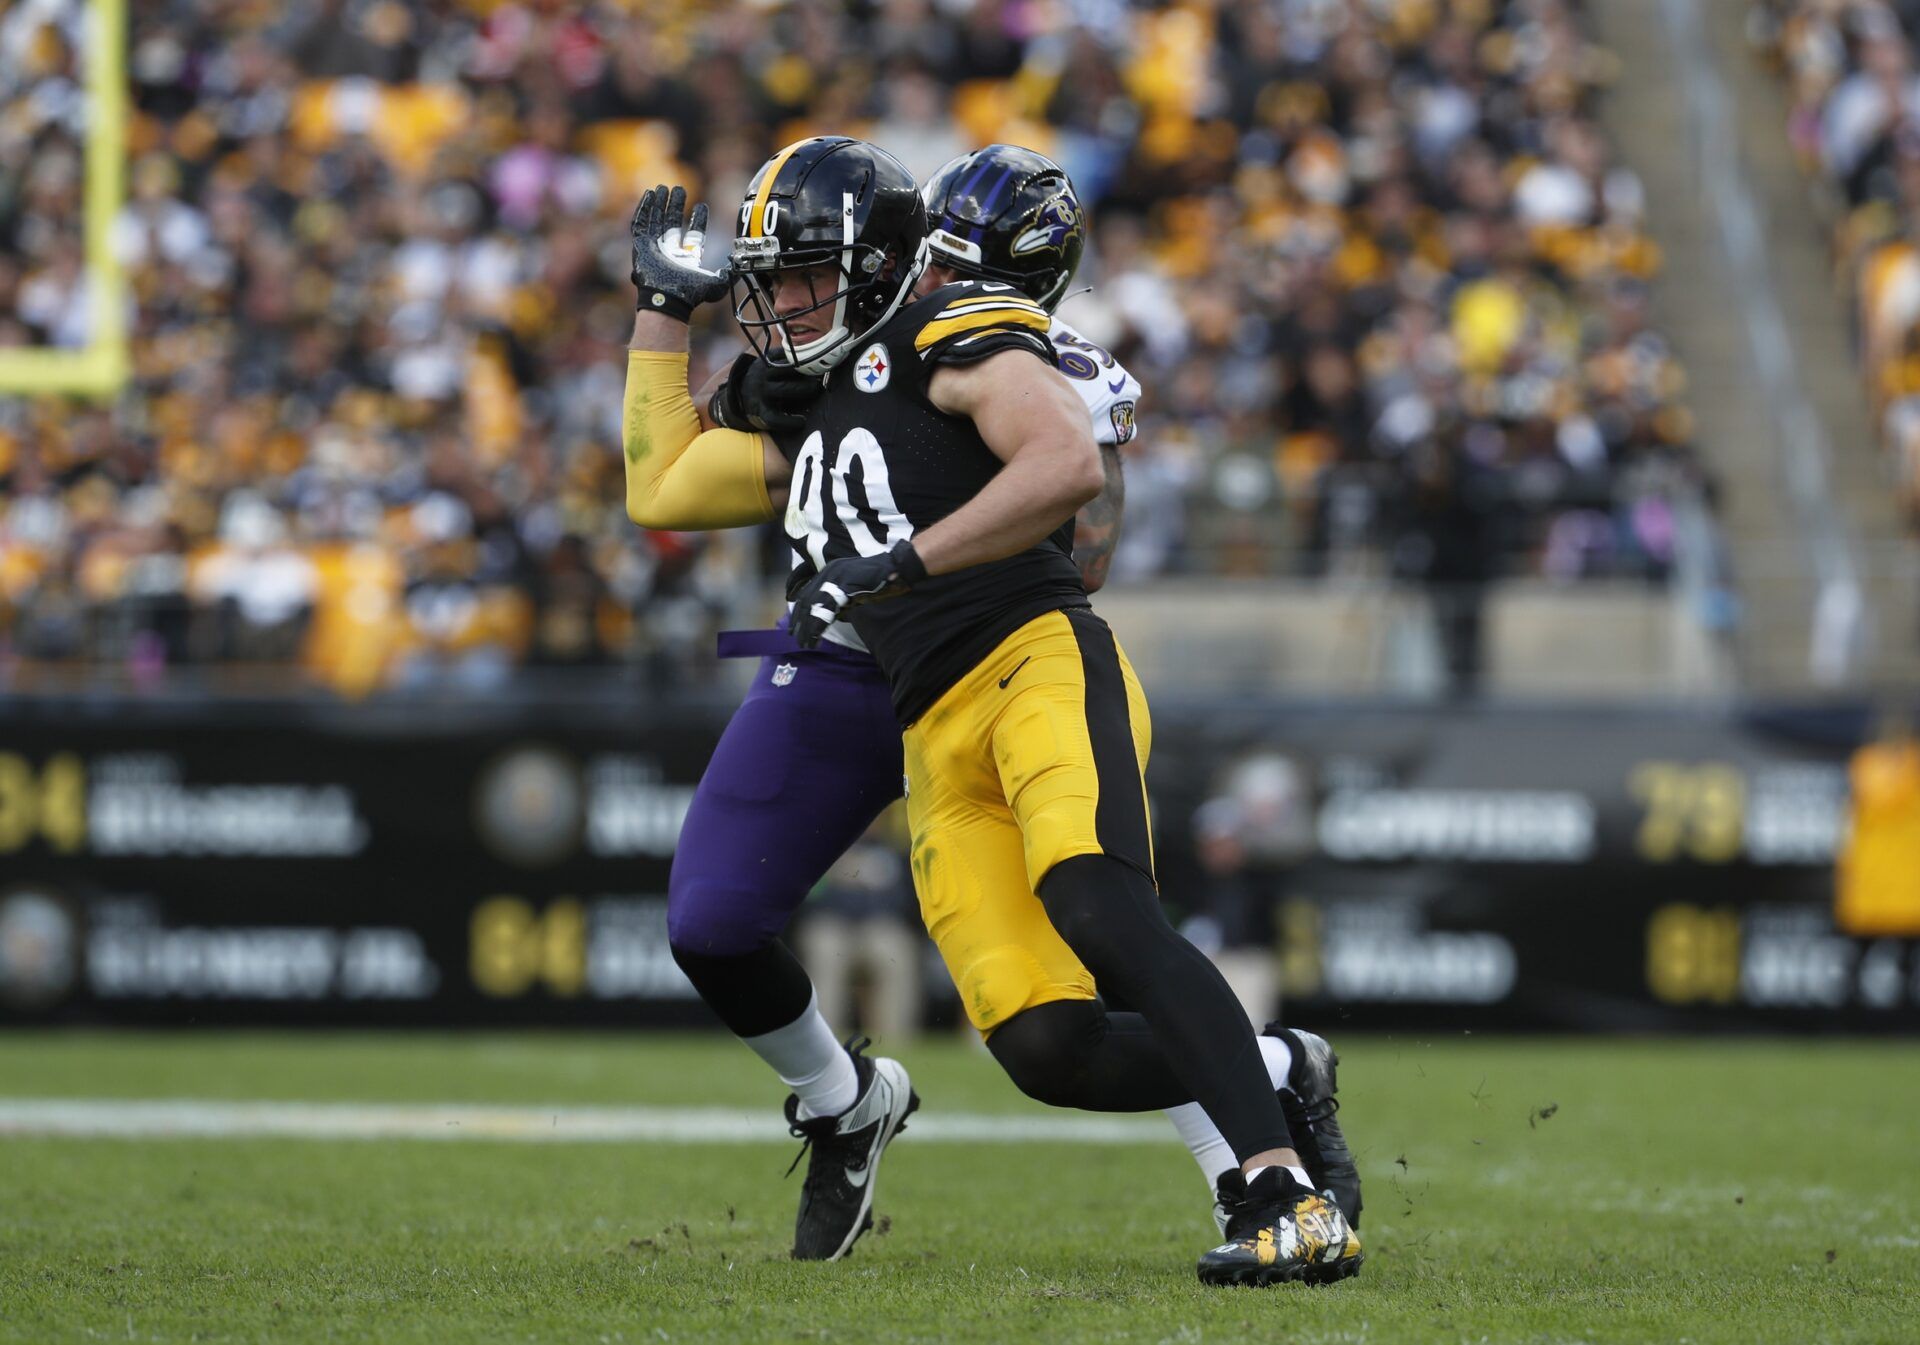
[
  {"x1": 709, "y1": 352, "x2": 822, "y2": 434},
  {"x1": 630, "y1": 184, "x2": 730, "y2": 321},
  {"x1": 790, "y1": 540, "x2": 929, "y2": 649}
]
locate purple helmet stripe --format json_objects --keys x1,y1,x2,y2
[
  {"x1": 959, "y1": 165, "x2": 1017, "y2": 243},
  {"x1": 954, "y1": 156, "x2": 997, "y2": 211},
  {"x1": 974, "y1": 166, "x2": 1018, "y2": 217}
]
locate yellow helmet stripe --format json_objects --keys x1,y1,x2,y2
[{"x1": 748, "y1": 138, "x2": 816, "y2": 238}]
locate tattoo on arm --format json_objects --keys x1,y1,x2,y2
[{"x1": 1073, "y1": 446, "x2": 1126, "y2": 593}]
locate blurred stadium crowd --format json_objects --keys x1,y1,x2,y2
[
  {"x1": 0, "y1": 0, "x2": 1711, "y2": 694},
  {"x1": 1755, "y1": 0, "x2": 1920, "y2": 530}
]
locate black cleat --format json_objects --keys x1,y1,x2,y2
[
  {"x1": 1197, "y1": 1167, "x2": 1363, "y2": 1288},
  {"x1": 784, "y1": 1038, "x2": 918, "y2": 1261},
  {"x1": 1268, "y1": 1024, "x2": 1362, "y2": 1229}
]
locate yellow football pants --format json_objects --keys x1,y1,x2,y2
[{"x1": 901, "y1": 607, "x2": 1154, "y2": 1034}]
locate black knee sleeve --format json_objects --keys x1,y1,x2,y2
[
  {"x1": 669, "y1": 938, "x2": 814, "y2": 1039},
  {"x1": 985, "y1": 999, "x2": 1190, "y2": 1112},
  {"x1": 985, "y1": 999, "x2": 1108, "y2": 1108}
]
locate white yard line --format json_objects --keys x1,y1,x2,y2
[{"x1": 0, "y1": 1099, "x2": 1171, "y2": 1144}]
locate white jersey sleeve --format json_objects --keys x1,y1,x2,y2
[{"x1": 1047, "y1": 316, "x2": 1142, "y2": 448}]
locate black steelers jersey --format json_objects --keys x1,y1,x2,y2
[{"x1": 775, "y1": 280, "x2": 1090, "y2": 723}]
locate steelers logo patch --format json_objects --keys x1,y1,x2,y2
[{"x1": 855, "y1": 343, "x2": 891, "y2": 393}]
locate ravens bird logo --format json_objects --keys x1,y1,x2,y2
[{"x1": 1010, "y1": 192, "x2": 1082, "y2": 258}]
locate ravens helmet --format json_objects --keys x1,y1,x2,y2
[
  {"x1": 731, "y1": 137, "x2": 929, "y2": 375},
  {"x1": 922, "y1": 145, "x2": 1086, "y2": 312}
]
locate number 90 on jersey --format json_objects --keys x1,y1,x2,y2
[{"x1": 785, "y1": 429, "x2": 915, "y2": 570}]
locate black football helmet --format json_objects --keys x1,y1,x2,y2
[
  {"x1": 922, "y1": 145, "x2": 1085, "y2": 312},
  {"x1": 731, "y1": 137, "x2": 929, "y2": 375}
]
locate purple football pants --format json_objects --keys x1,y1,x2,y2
[{"x1": 667, "y1": 640, "x2": 903, "y2": 958}]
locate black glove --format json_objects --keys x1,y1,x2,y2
[
  {"x1": 790, "y1": 540, "x2": 929, "y2": 649},
  {"x1": 709, "y1": 352, "x2": 822, "y2": 433},
  {"x1": 629, "y1": 184, "x2": 730, "y2": 321}
]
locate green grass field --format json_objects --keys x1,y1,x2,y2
[{"x1": 1, "y1": 1032, "x2": 1915, "y2": 1344}]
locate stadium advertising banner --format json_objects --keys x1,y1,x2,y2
[
  {"x1": 1144, "y1": 700, "x2": 1916, "y2": 1033},
  {"x1": 0, "y1": 698, "x2": 717, "y2": 1027},
  {"x1": 0, "y1": 697, "x2": 1914, "y2": 1030}
]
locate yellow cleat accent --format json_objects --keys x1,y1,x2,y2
[{"x1": 1196, "y1": 1178, "x2": 1365, "y2": 1288}]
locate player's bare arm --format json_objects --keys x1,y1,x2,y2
[
  {"x1": 788, "y1": 343, "x2": 1098, "y2": 649},
  {"x1": 619, "y1": 187, "x2": 793, "y2": 527},
  {"x1": 1072, "y1": 446, "x2": 1126, "y2": 593},
  {"x1": 913, "y1": 349, "x2": 1104, "y2": 575},
  {"x1": 912, "y1": 245, "x2": 1130, "y2": 591}
]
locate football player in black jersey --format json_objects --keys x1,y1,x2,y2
[
  {"x1": 619, "y1": 138, "x2": 1359, "y2": 1286},
  {"x1": 911, "y1": 145, "x2": 1358, "y2": 1234}
]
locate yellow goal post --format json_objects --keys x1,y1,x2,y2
[{"x1": 0, "y1": 0, "x2": 128, "y2": 397}]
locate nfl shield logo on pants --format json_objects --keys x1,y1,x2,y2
[{"x1": 772, "y1": 662, "x2": 797, "y2": 687}]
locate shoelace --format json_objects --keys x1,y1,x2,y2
[
  {"x1": 1271, "y1": 1027, "x2": 1341, "y2": 1126},
  {"x1": 1297, "y1": 1089, "x2": 1341, "y2": 1129},
  {"x1": 783, "y1": 1111, "x2": 835, "y2": 1179},
  {"x1": 782, "y1": 1035, "x2": 873, "y2": 1181}
]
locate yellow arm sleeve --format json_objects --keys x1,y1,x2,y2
[{"x1": 622, "y1": 351, "x2": 777, "y2": 530}]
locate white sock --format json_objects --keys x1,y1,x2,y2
[
  {"x1": 1163, "y1": 1030, "x2": 1298, "y2": 1194},
  {"x1": 740, "y1": 992, "x2": 858, "y2": 1121},
  {"x1": 1258, "y1": 1031, "x2": 1294, "y2": 1092},
  {"x1": 1164, "y1": 1102, "x2": 1236, "y2": 1189}
]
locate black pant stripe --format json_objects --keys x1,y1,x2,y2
[{"x1": 1066, "y1": 609, "x2": 1154, "y2": 881}]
